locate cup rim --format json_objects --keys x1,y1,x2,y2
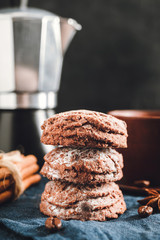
[{"x1": 108, "y1": 110, "x2": 160, "y2": 119}]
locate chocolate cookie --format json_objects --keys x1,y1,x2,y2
[
  {"x1": 41, "y1": 110, "x2": 128, "y2": 148},
  {"x1": 41, "y1": 181, "x2": 120, "y2": 207},
  {"x1": 41, "y1": 161, "x2": 123, "y2": 185},
  {"x1": 40, "y1": 185, "x2": 126, "y2": 221},
  {"x1": 40, "y1": 199, "x2": 126, "y2": 221},
  {"x1": 40, "y1": 147, "x2": 123, "y2": 184},
  {"x1": 43, "y1": 147, "x2": 123, "y2": 174}
]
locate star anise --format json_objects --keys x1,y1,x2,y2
[{"x1": 138, "y1": 188, "x2": 160, "y2": 211}]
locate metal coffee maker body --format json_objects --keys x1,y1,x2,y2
[{"x1": 0, "y1": 2, "x2": 81, "y2": 166}]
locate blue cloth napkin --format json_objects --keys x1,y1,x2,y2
[{"x1": 0, "y1": 178, "x2": 160, "y2": 240}]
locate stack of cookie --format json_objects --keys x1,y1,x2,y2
[{"x1": 40, "y1": 110, "x2": 128, "y2": 221}]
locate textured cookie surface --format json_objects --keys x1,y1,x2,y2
[
  {"x1": 40, "y1": 182, "x2": 126, "y2": 221},
  {"x1": 43, "y1": 147, "x2": 123, "y2": 174},
  {"x1": 40, "y1": 198, "x2": 126, "y2": 221},
  {"x1": 41, "y1": 110, "x2": 128, "y2": 148},
  {"x1": 41, "y1": 162, "x2": 123, "y2": 185},
  {"x1": 40, "y1": 147, "x2": 123, "y2": 185},
  {"x1": 41, "y1": 181, "x2": 120, "y2": 207}
]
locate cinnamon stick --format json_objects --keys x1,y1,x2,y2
[
  {"x1": 119, "y1": 184, "x2": 160, "y2": 195},
  {"x1": 0, "y1": 188, "x2": 13, "y2": 204},
  {"x1": 0, "y1": 178, "x2": 14, "y2": 193},
  {"x1": 21, "y1": 163, "x2": 39, "y2": 180},
  {"x1": 0, "y1": 153, "x2": 39, "y2": 194},
  {"x1": 0, "y1": 163, "x2": 39, "y2": 193},
  {"x1": 0, "y1": 167, "x2": 11, "y2": 180},
  {"x1": 0, "y1": 154, "x2": 38, "y2": 180},
  {"x1": 0, "y1": 153, "x2": 41, "y2": 205},
  {"x1": 23, "y1": 174, "x2": 41, "y2": 191},
  {"x1": 0, "y1": 174, "x2": 41, "y2": 205},
  {"x1": 16, "y1": 155, "x2": 37, "y2": 170}
]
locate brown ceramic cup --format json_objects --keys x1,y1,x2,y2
[{"x1": 108, "y1": 110, "x2": 160, "y2": 186}]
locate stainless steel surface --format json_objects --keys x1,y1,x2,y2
[
  {"x1": 20, "y1": 0, "x2": 28, "y2": 9},
  {"x1": 0, "y1": 109, "x2": 55, "y2": 166},
  {"x1": 0, "y1": 2, "x2": 81, "y2": 109},
  {"x1": 0, "y1": 92, "x2": 57, "y2": 109},
  {"x1": 14, "y1": 18, "x2": 41, "y2": 92},
  {"x1": 34, "y1": 109, "x2": 54, "y2": 155},
  {"x1": 39, "y1": 16, "x2": 62, "y2": 92},
  {"x1": 0, "y1": 15, "x2": 14, "y2": 92},
  {"x1": 60, "y1": 18, "x2": 81, "y2": 54}
]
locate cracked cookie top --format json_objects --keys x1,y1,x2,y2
[{"x1": 41, "y1": 110, "x2": 128, "y2": 148}]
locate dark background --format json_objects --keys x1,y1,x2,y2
[{"x1": 1, "y1": 0, "x2": 160, "y2": 113}]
